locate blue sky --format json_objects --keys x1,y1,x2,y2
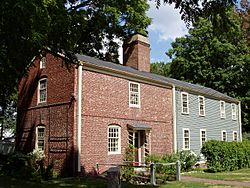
[{"x1": 147, "y1": 2, "x2": 188, "y2": 63}]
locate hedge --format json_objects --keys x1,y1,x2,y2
[{"x1": 201, "y1": 140, "x2": 250, "y2": 172}]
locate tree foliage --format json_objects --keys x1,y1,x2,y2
[
  {"x1": 156, "y1": 0, "x2": 237, "y2": 27},
  {"x1": 167, "y1": 10, "x2": 250, "y2": 131},
  {"x1": 0, "y1": 0, "x2": 151, "y2": 107},
  {"x1": 150, "y1": 62, "x2": 171, "y2": 77}
]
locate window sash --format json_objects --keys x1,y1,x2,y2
[
  {"x1": 181, "y1": 93, "x2": 189, "y2": 114},
  {"x1": 37, "y1": 127, "x2": 45, "y2": 151},
  {"x1": 222, "y1": 131, "x2": 227, "y2": 141},
  {"x1": 129, "y1": 82, "x2": 140, "y2": 107},
  {"x1": 108, "y1": 126, "x2": 121, "y2": 154},
  {"x1": 220, "y1": 101, "x2": 226, "y2": 118},
  {"x1": 200, "y1": 130, "x2": 206, "y2": 147},
  {"x1": 231, "y1": 104, "x2": 237, "y2": 120},
  {"x1": 198, "y1": 96, "x2": 205, "y2": 116},
  {"x1": 40, "y1": 57, "x2": 46, "y2": 69},
  {"x1": 233, "y1": 131, "x2": 237, "y2": 141},
  {"x1": 39, "y1": 79, "x2": 47, "y2": 103},
  {"x1": 183, "y1": 129, "x2": 190, "y2": 149}
]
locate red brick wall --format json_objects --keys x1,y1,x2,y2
[
  {"x1": 81, "y1": 70, "x2": 173, "y2": 172},
  {"x1": 17, "y1": 52, "x2": 77, "y2": 176}
]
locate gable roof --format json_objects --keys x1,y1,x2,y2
[{"x1": 76, "y1": 54, "x2": 238, "y2": 103}]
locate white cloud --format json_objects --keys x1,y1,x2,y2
[{"x1": 147, "y1": 1, "x2": 188, "y2": 41}]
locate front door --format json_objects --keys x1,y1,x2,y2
[{"x1": 129, "y1": 130, "x2": 150, "y2": 165}]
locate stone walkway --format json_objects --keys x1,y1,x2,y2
[{"x1": 182, "y1": 176, "x2": 250, "y2": 187}]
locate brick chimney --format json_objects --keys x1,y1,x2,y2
[{"x1": 123, "y1": 34, "x2": 150, "y2": 72}]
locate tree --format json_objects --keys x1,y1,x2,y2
[
  {"x1": 238, "y1": 0, "x2": 250, "y2": 45},
  {"x1": 150, "y1": 62, "x2": 171, "y2": 77},
  {"x1": 157, "y1": 0, "x2": 237, "y2": 26},
  {"x1": 0, "y1": 0, "x2": 151, "y2": 108},
  {"x1": 166, "y1": 10, "x2": 250, "y2": 131}
]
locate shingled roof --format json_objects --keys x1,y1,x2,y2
[{"x1": 76, "y1": 54, "x2": 238, "y2": 103}]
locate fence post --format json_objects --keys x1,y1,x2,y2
[
  {"x1": 107, "y1": 166, "x2": 121, "y2": 188},
  {"x1": 150, "y1": 163, "x2": 156, "y2": 186},
  {"x1": 176, "y1": 160, "x2": 181, "y2": 181}
]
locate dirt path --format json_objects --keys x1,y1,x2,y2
[{"x1": 182, "y1": 176, "x2": 250, "y2": 187}]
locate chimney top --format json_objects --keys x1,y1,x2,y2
[{"x1": 123, "y1": 34, "x2": 150, "y2": 72}]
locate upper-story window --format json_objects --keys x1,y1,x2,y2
[
  {"x1": 198, "y1": 96, "x2": 205, "y2": 116},
  {"x1": 233, "y1": 131, "x2": 237, "y2": 141},
  {"x1": 200, "y1": 129, "x2": 206, "y2": 147},
  {"x1": 221, "y1": 130, "x2": 227, "y2": 141},
  {"x1": 38, "y1": 78, "x2": 47, "y2": 103},
  {"x1": 108, "y1": 125, "x2": 121, "y2": 154},
  {"x1": 36, "y1": 126, "x2": 45, "y2": 151},
  {"x1": 183, "y1": 128, "x2": 190, "y2": 150},
  {"x1": 181, "y1": 92, "x2": 189, "y2": 114},
  {"x1": 129, "y1": 82, "x2": 140, "y2": 108},
  {"x1": 40, "y1": 56, "x2": 46, "y2": 69},
  {"x1": 220, "y1": 101, "x2": 226, "y2": 119},
  {"x1": 231, "y1": 103, "x2": 237, "y2": 120}
]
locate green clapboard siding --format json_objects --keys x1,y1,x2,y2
[{"x1": 175, "y1": 89, "x2": 240, "y2": 155}]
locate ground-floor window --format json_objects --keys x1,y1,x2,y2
[
  {"x1": 183, "y1": 128, "x2": 190, "y2": 150},
  {"x1": 36, "y1": 126, "x2": 45, "y2": 151},
  {"x1": 108, "y1": 125, "x2": 121, "y2": 154}
]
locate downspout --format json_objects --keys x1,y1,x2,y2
[
  {"x1": 238, "y1": 101, "x2": 242, "y2": 141},
  {"x1": 77, "y1": 65, "x2": 83, "y2": 172},
  {"x1": 172, "y1": 85, "x2": 177, "y2": 153}
]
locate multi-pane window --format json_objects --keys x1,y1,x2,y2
[
  {"x1": 221, "y1": 130, "x2": 227, "y2": 141},
  {"x1": 129, "y1": 82, "x2": 140, "y2": 108},
  {"x1": 220, "y1": 101, "x2": 226, "y2": 119},
  {"x1": 231, "y1": 104, "x2": 237, "y2": 120},
  {"x1": 183, "y1": 129, "x2": 190, "y2": 150},
  {"x1": 233, "y1": 131, "x2": 238, "y2": 141},
  {"x1": 200, "y1": 129, "x2": 206, "y2": 147},
  {"x1": 40, "y1": 57, "x2": 46, "y2": 69},
  {"x1": 108, "y1": 125, "x2": 121, "y2": 154},
  {"x1": 38, "y1": 79, "x2": 47, "y2": 103},
  {"x1": 181, "y1": 92, "x2": 189, "y2": 114},
  {"x1": 36, "y1": 127, "x2": 45, "y2": 151},
  {"x1": 198, "y1": 96, "x2": 205, "y2": 116}
]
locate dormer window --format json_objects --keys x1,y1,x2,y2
[{"x1": 40, "y1": 57, "x2": 46, "y2": 69}]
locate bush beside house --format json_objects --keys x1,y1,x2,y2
[{"x1": 201, "y1": 140, "x2": 250, "y2": 172}]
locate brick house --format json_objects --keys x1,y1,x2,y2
[
  {"x1": 17, "y1": 33, "x2": 242, "y2": 176},
  {"x1": 17, "y1": 34, "x2": 174, "y2": 176}
]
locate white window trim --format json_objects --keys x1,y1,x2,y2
[
  {"x1": 220, "y1": 101, "x2": 226, "y2": 119},
  {"x1": 129, "y1": 82, "x2": 140, "y2": 108},
  {"x1": 233, "y1": 131, "x2": 238, "y2": 141},
  {"x1": 200, "y1": 129, "x2": 206, "y2": 147},
  {"x1": 40, "y1": 56, "x2": 46, "y2": 69},
  {"x1": 108, "y1": 125, "x2": 121, "y2": 155},
  {"x1": 183, "y1": 128, "x2": 190, "y2": 150},
  {"x1": 181, "y1": 92, "x2": 189, "y2": 114},
  {"x1": 38, "y1": 78, "x2": 47, "y2": 104},
  {"x1": 35, "y1": 126, "x2": 45, "y2": 151},
  {"x1": 198, "y1": 96, "x2": 205, "y2": 117},
  {"x1": 231, "y1": 103, "x2": 237, "y2": 121},
  {"x1": 221, "y1": 130, "x2": 227, "y2": 141}
]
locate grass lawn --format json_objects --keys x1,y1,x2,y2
[
  {"x1": 0, "y1": 175, "x2": 233, "y2": 188},
  {"x1": 183, "y1": 168, "x2": 250, "y2": 182}
]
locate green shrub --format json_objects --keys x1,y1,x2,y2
[
  {"x1": 121, "y1": 145, "x2": 135, "y2": 181},
  {"x1": 201, "y1": 140, "x2": 250, "y2": 172},
  {"x1": 1, "y1": 149, "x2": 54, "y2": 181},
  {"x1": 146, "y1": 151, "x2": 197, "y2": 175}
]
